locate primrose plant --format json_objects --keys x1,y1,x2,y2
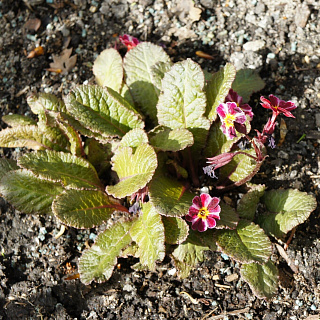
[{"x1": 0, "y1": 36, "x2": 316, "y2": 300}]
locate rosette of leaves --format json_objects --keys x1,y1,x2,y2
[{"x1": 0, "y1": 42, "x2": 316, "y2": 300}]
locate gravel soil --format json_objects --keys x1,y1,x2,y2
[{"x1": 0, "y1": 0, "x2": 320, "y2": 319}]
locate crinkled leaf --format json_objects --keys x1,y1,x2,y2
[
  {"x1": 120, "y1": 242, "x2": 139, "y2": 258},
  {"x1": 93, "y1": 48, "x2": 123, "y2": 92},
  {"x1": 258, "y1": 189, "x2": 317, "y2": 238},
  {"x1": 238, "y1": 184, "x2": 265, "y2": 221},
  {"x1": 0, "y1": 125, "x2": 52, "y2": 150},
  {"x1": 232, "y1": 69, "x2": 265, "y2": 103},
  {"x1": 56, "y1": 116, "x2": 84, "y2": 156},
  {"x1": 27, "y1": 93, "x2": 67, "y2": 115},
  {"x1": 59, "y1": 112, "x2": 108, "y2": 142},
  {"x1": 157, "y1": 59, "x2": 210, "y2": 150},
  {"x1": 120, "y1": 83, "x2": 135, "y2": 106},
  {"x1": 203, "y1": 121, "x2": 242, "y2": 158},
  {"x1": 172, "y1": 229, "x2": 210, "y2": 278},
  {"x1": 149, "y1": 165, "x2": 194, "y2": 217},
  {"x1": 240, "y1": 260, "x2": 279, "y2": 300},
  {"x1": 106, "y1": 143, "x2": 157, "y2": 198},
  {"x1": 53, "y1": 189, "x2": 127, "y2": 228},
  {"x1": 0, "y1": 169, "x2": 64, "y2": 214},
  {"x1": 129, "y1": 202, "x2": 165, "y2": 270},
  {"x1": 149, "y1": 128, "x2": 194, "y2": 152},
  {"x1": 206, "y1": 63, "x2": 236, "y2": 121},
  {"x1": 124, "y1": 42, "x2": 171, "y2": 123},
  {"x1": 84, "y1": 138, "x2": 112, "y2": 176},
  {"x1": 216, "y1": 202, "x2": 239, "y2": 229},
  {"x1": 18, "y1": 150, "x2": 103, "y2": 190},
  {"x1": 166, "y1": 159, "x2": 188, "y2": 179},
  {"x1": 162, "y1": 216, "x2": 189, "y2": 244},
  {"x1": 215, "y1": 220, "x2": 272, "y2": 264},
  {"x1": 120, "y1": 128, "x2": 149, "y2": 148},
  {"x1": 219, "y1": 148, "x2": 257, "y2": 184},
  {"x1": 2, "y1": 114, "x2": 36, "y2": 126},
  {"x1": 65, "y1": 85, "x2": 144, "y2": 139},
  {"x1": 79, "y1": 220, "x2": 134, "y2": 285},
  {"x1": 150, "y1": 61, "x2": 173, "y2": 90},
  {"x1": 0, "y1": 158, "x2": 19, "y2": 180},
  {"x1": 38, "y1": 123, "x2": 70, "y2": 152}
]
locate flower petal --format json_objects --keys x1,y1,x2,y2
[
  {"x1": 192, "y1": 196, "x2": 202, "y2": 209},
  {"x1": 193, "y1": 218, "x2": 207, "y2": 232},
  {"x1": 217, "y1": 104, "x2": 228, "y2": 119},
  {"x1": 206, "y1": 216, "x2": 217, "y2": 228},
  {"x1": 200, "y1": 193, "x2": 212, "y2": 208},
  {"x1": 207, "y1": 197, "x2": 220, "y2": 212}
]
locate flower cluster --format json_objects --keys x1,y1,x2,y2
[{"x1": 119, "y1": 34, "x2": 140, "y2": 51}]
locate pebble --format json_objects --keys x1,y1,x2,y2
[
  {"x1": 315, "y1": 114, "x2": 320, "y2": 127},
  {"x1": 278, "y1": 150, "x2": 289, "y2": 160},
  {"x1": 243, "y1": 40, "x2": 265, "y2": 51},
  {"x1": 294, "y1": 3, "x2": 310, "y2": 28}
]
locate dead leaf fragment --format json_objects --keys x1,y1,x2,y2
[
  {"x1": 24, "y1": 18, "x2": 41, "y2": 32},
  {"x1": 27, "y1": 46, "x2": 44, "y2": 59},
  {"x1": 48, "y1": 48, "x2": 77, "y2": 74}
]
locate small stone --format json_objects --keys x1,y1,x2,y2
[
  {"x1": 225, "y1": 273, "x2": 239, "y2": 282},
  {"x1": 295, "y1": 3, "x2": 310, "y2": 28},
  {"x1": 243, "y1": 40, "x2": 265, "y2": 51},
  {"x1": 278, "y1": 150, "x2": 289, "y2": 160},
  {"x1": 315, "y1": 113, "x2": 320, "y2": 127}
]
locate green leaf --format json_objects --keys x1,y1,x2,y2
[
  {"x1": 148, "y1": 166, "x2": 194, "y2": 217},
  {"x1": 219, "y1": 148, "x2": 257, "y2": 184},
  {"x1": 124, "y1": 42, "x2": 171, "y2": 123},
  {"x1": 215, "y1": 220, "x2": 272, "y2": 264},
  {"x1": 203, "y1": 121, "x2": 242, "y2": 158},
  {"x1": 216, "y1": 202, "x2": 239, "y2": 229},
  {"x1": 18, "y1": 150, "x2": 103, "y2": 190},
  {"x1": 237, "y1": 184, "x2": 265, "y2": 221},
  {"x1": 56, "y1": 116, "x2": 84, "y2": 156},
  {"x1": 129, "y1": 202, "x2": 165, "y2": 270},
  {"x1": 150, "y1": 61, "x2": 173, "y2": 91},
  {"x1": 84, "y1": 138, "x2": 112, "y2": 176},
  {"x1": 0, "y1": 158, "x2": 19, "y2": 180},
  {"x1": 93, "y1": 48, "x2": 123, "y2": 92},
  {"x1": 65, "y1": 85, "x2": 144, "y2": 139},
  {"x1": 0, "y1": 169, "x2": 64, "y2": 214},
  {"x1": 157, "y1": 59, "x2": 210, "y2": 149},
  {"x1": 258, "y1": 189, "x2": 317, "y2": 238},
  {"x1": 106, "y1": 143, "x2": 157, "y2": 198},
  {"x1": 240, "y1": 260, "x2": 279, "y2": 300},
  {"x1": 2, "y1": 114, "x2": 36, "y2": 126},
  {"x1": 53, "y1": 189, "x2": 127, "y2": 228},
  {"x1": 232, "y1": 69, "x2": 265, "y2": 103},
  {"x1": 120, "y1": 128, "x2": 149, "y2": 148},
  {"x1": 172, "y1": 229, "x2": 210, "y2": 278},
  {"x1": 0, "y1": 125, "x2": 51, "y2": 150},
  {"x1": 79, "y1": 220, "x2": 134, "y2": 284},
  {"x1": 149, "y1": 128, "x2": 194, "y2": 152},
  {"x1": 162, "y1": 216, "x2": 189, "y2": 244},
  {"x1": 206, "y1": 63, "x2": 236, "y2": 121},
  {"x1": 27, "y1": 93, "x2": 67, "y2": 115}
]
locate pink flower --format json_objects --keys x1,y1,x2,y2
[
  {"x1": 119, "y1": 34, "x2": 140, "y2": 51},
  {"x1": 185, "y1": 194, "x2": 221, "y2": 232},
  {"x1": 260, "y1": 95, "x2": 297, "y2": 119},
  {"x1": 203, "y1": 152, "x2": 236, "y2": 178},
  {"x1": 217, "y1": 102, "x2": 247, "y2": 140},
  {"x1": 225, "y1": 89, "x2": 254, "y2": 120}
]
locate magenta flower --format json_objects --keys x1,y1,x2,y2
[
  {"x1": 119, "y1": 34, "x2": 140, "y2": 51},
  {"x1": 260, "y1": 95, "x2": 297, "y2": 119},
  {"x1": 225, "y1": 89, "x2": 254, "y2": 120},
  {"x1": 185, "y1": 194, "x2": 221, "y2": 232},
  {"x1": 217, "y1": 102, "x2": 247, "y2": 140}
]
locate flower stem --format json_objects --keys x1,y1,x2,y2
[{"x1": 187, "y1": 148, "x2": 200, "y2": 187}]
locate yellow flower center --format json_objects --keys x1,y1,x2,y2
[
  {"x1": 224, "y1": 113, "x2": 236, "y2": 128},
  {"x1": 197, "y1": 207, "x2": 209, "y2": 219}
]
